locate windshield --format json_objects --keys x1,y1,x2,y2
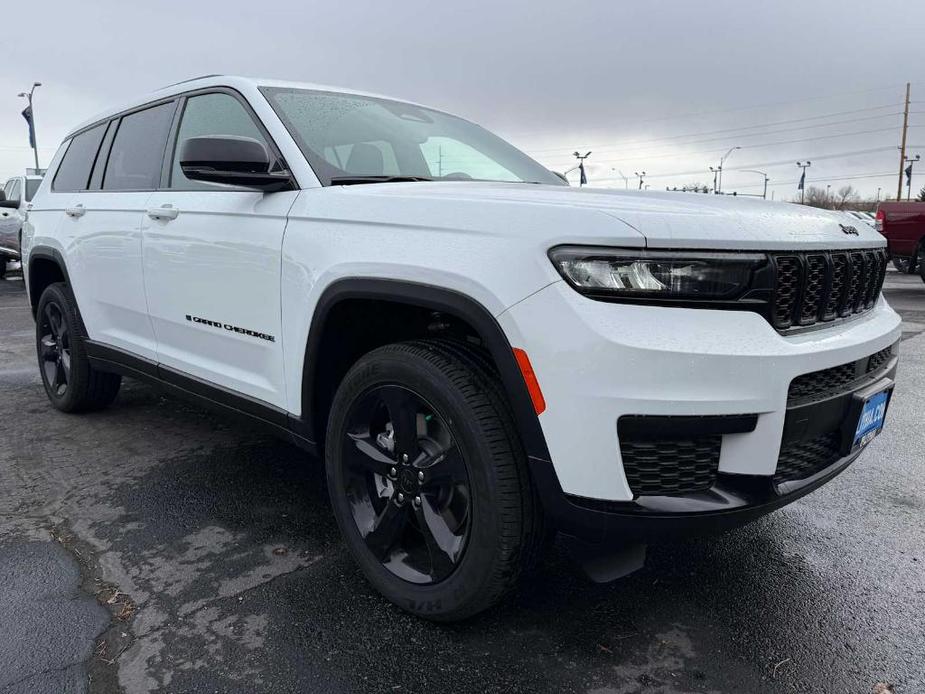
[
  {"x1": 25, "y1": 178, "x2": 41, "y2": 201},
  {"x1": 260, "y1": 87, "x2": 565, "y2": 187}
]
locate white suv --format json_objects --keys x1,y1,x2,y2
[{"x1": 22, "y1": 76, "x2": 901, "y2": 620}]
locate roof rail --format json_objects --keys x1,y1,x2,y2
[{"x1": 158, "y1": 74, "x2": 224, "y2": 89}]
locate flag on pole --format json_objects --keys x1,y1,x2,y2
[
  {"x1": 21, "y1": 105, "x2": 35, "y2": 148},
  {"x1": 579, "y1": 162, "x2": 587, "y2": 186},
  {"x1": 906, "y1": 163, "x2": 914, "y2": 185},
  {"x1": 797, "y1": 170, "x2": 805, "y2": 191}
]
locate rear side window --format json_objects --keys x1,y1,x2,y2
[
  {"x1": 103, "y1": 102, "x2": 176, "y2": 191},
  {"x1": 52, "y1": 123, "x2": 107, "y2": 192}
]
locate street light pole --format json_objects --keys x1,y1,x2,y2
[
  {"x1": 709, "y1": 166, "x2": 719, "y2": 194},
  {"x1": 716, "y1": 146, "x2": 740, "y2": 194},
  {"x1": 17, "y1": 82, "x2": 42, "y2": 171},
  {"x1": 741, "y1": 169, "x2": 769, "y2": 199}
]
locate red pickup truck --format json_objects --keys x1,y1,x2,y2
[{"x1": 876, "y1": 201, "x2": 925, "y2": 281}]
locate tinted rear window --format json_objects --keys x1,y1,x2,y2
[
  {"x1": 103, "y1": 102, "x2": 176, "y2": 191},
  {"x1": 52, "y1": 124, "x2": 107, "y2": 192}
]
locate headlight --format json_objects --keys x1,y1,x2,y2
[{"x1": 549, "y1": 246, "x2": 767, "y2": 301}]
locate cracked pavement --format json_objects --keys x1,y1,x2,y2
[{"x1": 0, "y1": 269, "x2": 923, "y2": 693}]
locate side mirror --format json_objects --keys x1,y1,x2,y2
[
  {"x1": 0, "y1": 199, "x2": 19, "y2": 209},
  {"x1": 179, "y1": 136, "x2": 293, "y2": 192}
]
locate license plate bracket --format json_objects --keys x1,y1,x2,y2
[{"x1": 841, "y1": 380, "x2": 893, "y2": 455}]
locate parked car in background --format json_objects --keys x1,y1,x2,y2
[
  {"x1": 876, "y1": 201, "x2": 925, "y2": 279},
  {"x1": 0, "y1": 173, "x2": 43, "y2": 277},
  {"x1": 22, "y1": 75, "x2": 902, "y2": 620}
]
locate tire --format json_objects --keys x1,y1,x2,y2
[
  {"x1": 892, "y1": 257, "x2": 912, "y2": 274},
  {"x1": 325, "y1": 339, "x2": 541, "y2": 621},
  {"x1": 35, "y1": 283, "x2": 122, "y2": 413},
  {"x1": 0, "y1": 257, "x2": 7, "y2": 279},
  {"x1": 919, "y1": 247, "x2": 925, "y2": 284}
]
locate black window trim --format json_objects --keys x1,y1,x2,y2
[
  {"x1": 98, "y1": 99, "x2": 180, "y2": 193},
  {"x1": 52, "y1": 85, "x2": 295, "y2": 195},
  {"x1": 159, "y1": 86, "x2": 291, "y2": 193}
]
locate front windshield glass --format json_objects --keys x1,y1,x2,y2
[{"x1": 260, "y1": 87, "x2": 565, "y2": 187}]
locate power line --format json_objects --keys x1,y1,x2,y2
[
  {"x1": 502, "y1": 83, "x2": 911, "y2": 140},
  {"x1": 591, "y1": 148, "x2": 907, "y2": 183},
  {"x1": 526, "y1": 103, "x2": 904, "y2": 156},
  {"x1": 540, "y1": 126, "x2": 917, "y2": 167}
]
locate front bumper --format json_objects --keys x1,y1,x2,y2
[{"x1": 498, "y1": 280, "x2": 902, "y2": 539}]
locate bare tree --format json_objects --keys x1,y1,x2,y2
[
  {"x1": 834, "y1": 185, "x2": 859, "y2": 210},
  {"x1": 796, "y1": 185, "x2": 831, "y2": 208},
  {"x1": 918, "y1": 185, "x2": 925, "y2": 202}
]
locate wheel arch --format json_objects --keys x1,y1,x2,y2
[
  {"x1": 298, "y1": 278, "x2": 552, "y2": 462},
  {"x1": 27, "y1": 246, "x2": 72, "y2": 317}
]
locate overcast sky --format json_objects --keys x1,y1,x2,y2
[{"x1": 2, "y1": 0, "x2": 924, "y2": 200}]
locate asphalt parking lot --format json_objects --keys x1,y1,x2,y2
[{"x1": 1, "y1": 269, "x2": 923, "y2": 694}]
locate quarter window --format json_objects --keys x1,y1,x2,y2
[
  {"x1": 52, "y1": 123, "x2": 108, "y2": 192},
  {"x1": 102, "y1": 102, "x2": 176, "y2": 191},
  {"x1": 169, "y1": 93, "x2": 270, "y2": 190}
]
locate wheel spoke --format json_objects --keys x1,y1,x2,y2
[
  {"x1": 415, "y1": 496, "x2": 460, "y2": 577},
  {"x1": 421, "y1": 446, "x2": 467, "y2": 488},
  {"x1": 44, "y1": 304, "x2": 61, "y2": 338},
  {"x1": 60, "y1": 350, "x2": 71, "y2": 381},
  {"x1": 379, "y1": 386, "x2": 421, "y2": 460},
  {"x1": 364, "y1": 499, "x2": 410, "y2": 561},
  {"x1": 53, "y1": 358, "x2": 67, "y2": 392},
  {"x1": 346, "y1": 431, "x2": 396, "y2": 476},
  {"x1": 40, "y1": 337, "x2": 57, "y2": 361}
]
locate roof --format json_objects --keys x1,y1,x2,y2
[{"x1": 66, "y1": 74, "x2": 437, "y2": 138}]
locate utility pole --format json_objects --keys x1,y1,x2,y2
[
  {"x1": 897, "y1": 82, "x2": 911, "y2": 200},
  {"x1": 635, "y1": 171, "x2": 646, "y2": 190},
  {"x1": 573, "y1": 151, "x2": 592, "y2": 187},
  {"x1": 796, "y1": 161, "x2": 811, "y2": 204},
  {"x1": 904, "y1": 153, "x2": 920, "y2": 201},
  {"x1": 876, "y1": 187, "x2": 881, "y2": 202},
  {"x1": 741, "y1": 169, "x2": 769, "y2": 199},
  {"x1": 709, "y1": 166, "x2": 719, "y2": 194},
  {"x1": 17, "y1": 82, "x2": 42, "y2": 171},
  {"x1": 611, "y1": 168, "x2": 629, "y2": 189}
]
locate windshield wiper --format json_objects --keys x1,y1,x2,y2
[{"x1": 329, "y1": 175, "x2": 433, "y2": 186}]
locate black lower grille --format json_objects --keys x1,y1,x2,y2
[
  {"x1": 771, "y1": 248, "x2": 887, "y2": 331},
  {"x1": 787, "y1": 342, "x2": 896, "y2": 405},
  {"x1": 621, "y1": 438, "x2": 720, "y2": 496},
  {"x1": 774, "y1": 432, "x2": 842, "y2": 483},
  {"x1": 866, "y1": 345, "x2": 893, "y2": 374}
]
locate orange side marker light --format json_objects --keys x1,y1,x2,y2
[{"x1": 512, "y1": 348, "x2": 546, "y2": 415}]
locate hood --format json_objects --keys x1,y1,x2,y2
[{"x1": 334, "y1": 181, "x2": 886, "y2": 251}]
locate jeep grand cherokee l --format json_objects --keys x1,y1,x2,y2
[{"x1": 22, "y1": 75, "x2": 901, "y2": 620}]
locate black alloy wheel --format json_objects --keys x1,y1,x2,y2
[
  {"x1": 342, "y1": 384, "x2": 470, "y2": 584},
  {"x1": 39, "y1": 300, "x2": 72, "y2": 397},
  {"x1": 35, "y1": 282, "x2": 121, "y2": 412},
  {"x1": 325, "y1": 340, "x2": 543, "y2": 621}
]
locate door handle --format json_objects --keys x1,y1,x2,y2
[
  {"x1": 147, "y1": 205, "x2": 179, "y2": 221},
  {"x1": 65, "y1": 204, "x2": 86, "y2": 218}
]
